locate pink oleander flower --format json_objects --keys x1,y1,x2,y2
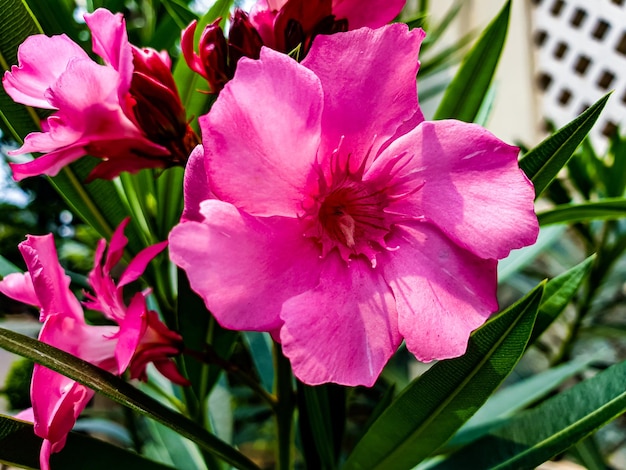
[
  {"x1": 169, "y1": 24, "x2": 539, "y2": 387},
  {"x1": 3, "y1": 8, "x2": 199, "y2": 182},
  {"x1": 182, "y1": 0, "x2": 405, "y2": 93},
  {"x1": 0, "y1": 220, "x2": 187, "y2": 470}
]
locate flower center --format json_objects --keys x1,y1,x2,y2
[
  {"x1": 318, "y1": 182, "x2": 387, "y2": 250},
  {"x1": 302, "y1": 144, "x2": 404, "y2": 266}
]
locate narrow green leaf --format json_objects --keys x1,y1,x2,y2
[
  {"x1": 444, "y1": 355, "x2": 597, "y2": 450},
  {"x1": 0, "y1": 255, "x2": 21, "y2": 277},
  {"x1": 433, "y1": 0, "x2": 510, "y2": 122},
  {"x1": 343, "y1": 283, "x2": 544, "y2": 470},
  {"x1": 421, "y1": 0, "x2": 464, "y2": 51},
  {"x1": 177, "y1": 270, "x2": 238, "y2": 419},
  {"x1": 429, "y1": 359, "x2": 626, "y2": 470},
  {"x1": 530, "y1": 255, "x2": 594, "y2": 345},
  {"x1": 25, "y1": 0, "x2": 84, "y2": 44},
  {"x1": 0, "y1": 0, "x2": 44, "y2": 141},
  {"x1": 519, "y1": 93, "x2": 610, "y2": 198},
  {"x1": 571, "y1": 436, "x2": 607, "y2": 470},
  {"x1": 242, "y1": 331, "x2": 274, "y2": 393},
  {"x1": 537, "y1": 198, "x2": 626, "y2": 226},
  {"x1": 606, "y1": 131, "x2": 626, "y2": 197},
  {"x1": 297, "y1": 383, "x2": 345, "y2": 470},
  {"x1": 0, "y1": 414, "x2": 174, "y2": 470},
  {"x1": 0, "y1": 327, "x2": 260, "y2": 470}
]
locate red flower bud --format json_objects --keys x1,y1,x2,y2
[
  {"x1": 128, "y1": 47, "x2": 199, "y2": 165},
  {"x1": 181, "y1": 19, "x2": 230, "y2": 93},
  {"x1": 229, "y1": 9, "x2": 264, "y2": 65}
]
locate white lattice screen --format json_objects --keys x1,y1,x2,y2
[{"x1": 531, "y1": 0, "x2": 626, "y2": 147}]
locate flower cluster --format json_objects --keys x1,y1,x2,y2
[
  {"x1": 0, "y1": 0, "x2": 540, "y2": 465},
  {"x1": 3, "y1": 9, "x2": 198, "y2": 181},
  {"x1": 0, "y1": 220, "x2": 187, "y2": 470}
]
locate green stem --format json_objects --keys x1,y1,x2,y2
[
  {"x1": 274, "y1": 343, "x2": 295, "y2": 470},
  {"x1": 183, "y1": 346, "x2": 278, "y2": 411},
  {"x1": 419, "y1": 0, "x2": 429, "y2": 15}
]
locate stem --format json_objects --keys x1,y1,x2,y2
[
  {"x1": 274, "y1": 343, "x2": 295, "y2": 470},
  {"x1": 183, "y1": 347, "x2": 278, "y2": 410}
]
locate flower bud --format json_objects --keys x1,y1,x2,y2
[
  {"x1": 129, "y1": 46, "x2": 199, "y2": 165},
  {"x1": 181, "y1": 19, "x2": 230, "y2": 94},
  {"x1": 229, "y1": 9, "x2": 264, "y2": 65}
]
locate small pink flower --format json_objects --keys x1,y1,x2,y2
[
  {"x1": 0, "y1": 221, "x2": 187, "y2": 469},
  {"x1": 3, "y1": 8, "x2": 198, "y2": 181},
  {"x1": 169, "y1": 25, "x2": 539, "y2": 387}
]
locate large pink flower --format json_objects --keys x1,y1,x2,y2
[
  {"x1": 3, "y1": 8, "x2": 197, "y2": 181},
  {"x1": 0, "y1": 221, "x2": 187, "y2": 469},
  {"x1": 169, "y1": 24, "x2": 539, "y2": 386}
]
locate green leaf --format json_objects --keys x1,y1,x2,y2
[
  {"x1": 0, "y1": 255, "x2": 21, "y2": 277},
  {"x1": 537, "y1": 198, "x2": 626, "y2": 226},
  {"x1": 0, "y1": 327, "x2": 260, "y2": 470},
  {"x1": 571, "y1": 436, "x2": 607, "y2": 470},
  {"x1": 0, "y1": 0, "x2": 44, "y2": 141},
  {"x1": 444, "y1": 355, "x2": 597, "y2": 450},
  {"x1": 428, "y1": 359, "x2": 626, "y2": 470},
  {"x1": 25, "y1": 0, "x2": 84, "y2": 44},
  {"x1": 0, "y1": 413, "x2": 174, "y2": 470},
  {"x1": 530, "y1": 255, "x2": 595, "y2": 345},
  {"x1": 242, "y1": 331, "x2": 274, "y2": 393},
  {"x1": 519, "y1": 93, "x2": 610, "y2": 198},
  {"x1": 433, "y1": 0, "x2": 510, "y2": 122},
  {"x1": 177, "y1": 270, "x2": 238, "y2": 420},
  {"x1": 297, "y1": 383, "x2": 345, "y2": 470},
  {"x1": 605, "y1": 131, "x2": 626, "y2": 197},
  {"x1": 421, "y1": 0, "x2": 464, "y2": 52},
  {"x1": 343, "y1": 283, "x2": 544, "y2": 470}
]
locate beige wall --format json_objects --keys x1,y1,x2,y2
[{"x1": 424, "y1": 0, "x2": 542, "y2": 147}]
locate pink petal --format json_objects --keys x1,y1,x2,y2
[
  {"x1": 382, "y1": 223, "x2": 498, "y2": 362},
  {"x1": 18, "y1": 235, "x2": 83, "y2": 321},
  {"x1": 31, "y1": 364, "x2": 94, "y2": 447},
  {"x1": 2, "y1": 34, "x2": 89, "y2": 109},
  {"x1": 301, "y1": 24, "x2": 425, "y2": 167},
  {"x1": 0, "y1": 272, "x2": 40, "y2": 307},
  {"x1": 201, "y1": 47, "x2": 323, "y2": 217},
  {"x1": 373, "y1": 120, "x2": 539, "y2": 260},
  {"x1": 118, "y1": 240, "x2": 167, "y2": 287},
  {"x1": 9, "y1": 142, "x2": 85, "y2": 181},
  {"x1": 280, "y1": 255, "x2": 400, "y2": 386},
  {"x1": 114, "y1": 293, "x2": 146, "y2": 373},
  {"x1": 15, "y1": 407, "x2": 34, "y2": 423},
  {"x1": 248, "y1": 1, "x2": 278, "y2": 48},
  {"x1": 181, "y1": 145, "x2": 212, "y2": 223},
  {"x1": 104, "y1": 218, "x2": 130, "y2": 275},
  {"x1": 38, "y1": 313, "x2": 118, "y2": 367},
  {"x1": 84, "y1": 8, "x2": 133, "y2": 96},
  {"x1": 45, "y1": 59, "x2": 121, "y2": 119},
  {"x1": 332, "y1": 0, "x2": 406, "y2": 29},
  {"x1": 169, "y1": 199, "x2": 322, "y2": 331},
  {"x1": 31, "y1": 314, "x2": 117, "y2": 468}
]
